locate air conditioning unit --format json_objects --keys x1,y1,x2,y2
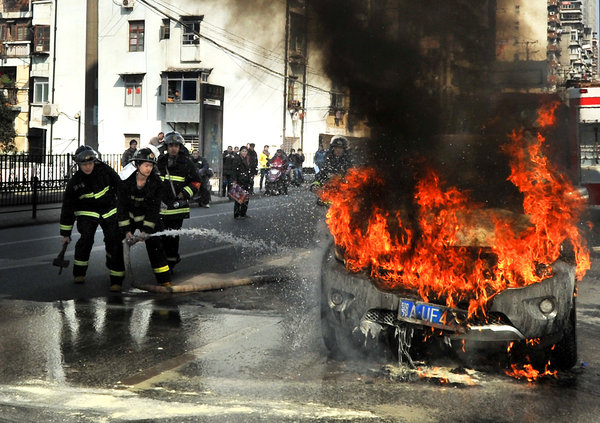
[
  {"x1": 122, "y1": 0, "x2": 134, "y2": 8},
  {"x1": 42, "y1": 103, "x2": 59, "y2": 117}
]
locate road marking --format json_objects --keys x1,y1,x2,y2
[{"x1": 0, "y1": 384, "x2": 378, "y2": 420}]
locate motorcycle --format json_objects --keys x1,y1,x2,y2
[{"x1": 264, "y1": 157, "x2": 288, "y2": 195}]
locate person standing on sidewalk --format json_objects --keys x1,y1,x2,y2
[
  {"x1": 258, "y1": 145, "x2": 270, "y2": 191},
  {"x1": 222, "y1": 146, "x2": 237, "y2": 197},
  {"x1": 59, "y1": 145, "x2": 125, "y2": 291},
  {"x1": 120, "y1": 139, "x2": 138, "y2": 167},
  {"x1": 157, "y1": 131, "x2": 200, "y2": 272},
  {"x1": 246, "y1": 143, "x2": 258, "y2": 194},
  {"x1": 117, "y1": 148, "x2": 171, "y2": 288}
]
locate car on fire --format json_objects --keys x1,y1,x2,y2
[
  {"x1": 319, "y1": 163, "x2": 587, "y2": 372},
  {"x1": 320, "y1": 235, "x2": 578, "y2": 371}
]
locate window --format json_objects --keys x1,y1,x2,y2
[
  {"x1": 160, "y1": 18, "x2": 170, "y2": 40},
  {"x1": 330, "y1": 92, "x2": 346, "y2": 110},
  {"x1": 166, "y1": 73, "x2": 198, "y2": 102},
  {"x1": 125, "y1": 82, "x2": 142, "y2": 107},
  {"x1": 129, "y1": 20, "x2": 144, "y2": 52},
  {"x1": 182, "y1": 18, "x2": 201, "y2": 45},
  {"x1": 33, "y1": 25, "x2": 50, "y2": 53},
  {"x1": 33, "y1": 78, "x2": 49, "y2": 103},
  {"x1": 15, "y1": 24, "x2": 29, "y2": 41}
]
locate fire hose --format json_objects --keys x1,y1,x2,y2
[{"x1": 123, "y1": 236, "x2": 274, "y2": 293}]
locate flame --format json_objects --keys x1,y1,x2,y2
[
  {"x1": 505, "y1": 362, "x2": 558, "y2": 382},
  {"x1": 322, "y1": 103, "x2": 590, "y2": 316}
]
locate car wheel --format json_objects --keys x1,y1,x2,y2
[
  {"x1": 320, "y1": 307, "x2": 361, "y2": 359},
  {"x1": 549, "y1": 299, "x2": 577, "y2": 371}
]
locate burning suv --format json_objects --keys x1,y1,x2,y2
[{"x1": 319, "y1": 121, "x2": 590, "y2": 372}]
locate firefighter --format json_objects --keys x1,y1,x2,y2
[
  {"x1": 156, "y1": 131, "x2": 201, "y2": 272},
  {"x1": 310, "y1": 136, "x2": 354, "y2": 206},
  {"x1": 59, "y1": 145, "x2": 125, "y2": 291},
  {"x1": 117, "y1": 147, "x2": 171, "y2": 288},
  {"x1": 313, "y1": 136, "x2": 354, "y2": 186}
]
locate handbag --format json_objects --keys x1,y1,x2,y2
[{"x1": 228, "y1": 183, "x2": 248, "y2": 204}]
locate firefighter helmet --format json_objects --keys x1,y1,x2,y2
[
  {"x1": 73, "y1": 145, "x2": 98, "y2": 163},
  {"x1": 131, "y1": 147, "x2": 157, "y2": 165},
  {"x1": 163, "y1": 131, "x2": 185, "y2": 146},
  {"x1": 330, "y1": 136, "x2": 348, "y2": 150}
]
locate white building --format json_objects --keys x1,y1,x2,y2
[{"x1": 28, "y1": 0, "x2": 336, "y2": 170}]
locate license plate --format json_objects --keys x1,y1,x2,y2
[{"x1": 398, "y1": 299, "x2": 456, "y2": 330}]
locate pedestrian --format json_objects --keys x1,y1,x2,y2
[
  {"x1": 258, "y1": 144, "x2": 270, "y2": 191},
  {"x1": 120, "y1": 139, "x2": 138, "y2": 167},
  {"x1": 247, "y1": 142, "x2": 258, "y2": 193},
  {"x1": 156, "y1": 131, "x2": 201, "y2": 272},
  {"x1": 117, "y1": 148, "x2": 172, "y2": 288},
  {"x1": 233, "y1": 146, "x2": 252, "y2": 219},
  {"x1": 314, "y1": 144, "x2": 326, "y2": 175},
  {"x1": 234, "y1": 146, "x2": 240, "y2": 154},
  {"x1": 59, "y1": 145, "x2": 125, "y2": 291},
  {"x1": 292, "y1": 148, "x2": 305, "y2": 185},
  {"x1": 191, "y1": 149, "x2": 212, "y2": 208},
  {"x1": 156, "y1": 131, "x2": 166, "y2": 156},
  {"x1": 222, "y1": 145, "x2": 237, "y2": 197}
]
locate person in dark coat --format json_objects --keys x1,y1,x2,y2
[
  {"x1": 232, "y1": 146, "x2": 253, "y2": 219},
  {"x1": 222, "y1": 145, "x2": 237, "y2": 197},
  {"x1": 117, "y1": 148, "x2": 171, "y2": 288},
  {"x1": 59, "y1": 145, "x2": 124, "y2": 291},
  {"x1": 191, "y1": 149, "x2": 212, "y2": 208},
  {"x1": 120, "y1": 139, "x2": 137, "y2": 167},
  {"x1": 246, "y1": 143, "x2": 258, "y2": 193},
  {"x1": 156, "y1": 131, "x2": 201, "y2": 272}
]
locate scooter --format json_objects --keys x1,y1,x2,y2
[{"x1": 265, "y1": 157, "x2": 288, "y2": 195}]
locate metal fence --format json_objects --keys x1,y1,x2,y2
[
  {"x1": 0, "y1": 151, "x2": 318, "y2": 215},
  {"x1": 0, "y1": 153, "x2": 123, "y2": 212}
]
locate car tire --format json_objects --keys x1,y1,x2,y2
[
  {"x1": 320, "y1": 308, "x2": 361, "y2": 359},
  {"x1": 549, "y1": 299, "x2": 577, "y2": 371}
]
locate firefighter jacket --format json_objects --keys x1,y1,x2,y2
[
  {"x1": 157, "y1": 152, "x2": 201, "y2": 220},
  {"x1": 59, "y1": 161, "x2": 120, "y2": 237},
  {"x1": 315, "y1": 151, "x2": 353, "y2": 185},
  {"x1": 117, "y1": 171, "x2": 163, "y2": 235}
]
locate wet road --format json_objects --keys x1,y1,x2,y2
[{"x1": 0, "y1": 189, "x2": 599, "y2": 422}]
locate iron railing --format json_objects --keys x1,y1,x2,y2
[{"x1": 0, "y1": 153, "x2": 123, "y2": 213}]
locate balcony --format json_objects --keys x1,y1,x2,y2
[
  {"x1": 0, "y1": 41, "x2": 31, "y2": 58},
  {"x1": 548, "y1": 44, "x2": 562, "y2": 53}
]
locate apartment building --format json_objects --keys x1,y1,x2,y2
[
  {"x1": 0, "y1": 0, "x2": 32, "y2": 151},
  {"x1": 1, "y1": 0, "x2": 349, "y2": 166}
]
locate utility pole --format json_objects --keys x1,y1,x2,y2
[
  {"x1": 282, "y1": 0, "x2": 290, "y2": 149},
  {"x1": 85, "y1": 0, "x2": 98, "y2": 150}
]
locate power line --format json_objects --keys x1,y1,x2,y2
[{"x1": 136, "y1": 0, "x2": 332, "y2": 96}]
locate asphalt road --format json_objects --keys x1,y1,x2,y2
[{"x1": 0, "y1": 188, "x2": 599, "y2": 422}]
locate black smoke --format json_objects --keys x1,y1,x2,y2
[{"x1": 309, "y1": 0, "x2": 553, "y2": 213}]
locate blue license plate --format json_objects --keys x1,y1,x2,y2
[{"x1": 398, "y1": 299, "x2": 449, "y2": 328}]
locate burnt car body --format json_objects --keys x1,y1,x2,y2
[{"x1": 321, "y1": 241, "x2": 578, "y2": 370}]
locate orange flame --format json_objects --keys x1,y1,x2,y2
[
  {"x1": 322, "y1": 103, "x2": 590, "y2": 316},
  {"x1": 505, "y1": 362, "x2": 557, "y2": 382}
]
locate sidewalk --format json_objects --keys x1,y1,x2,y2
[{"x1": 0, "y1": 193, "x2": 238, "y2": 230}]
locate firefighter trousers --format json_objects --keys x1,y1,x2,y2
[
  {"x1": 73, "y1": 217, "x2": 125, "y2": 285},
  {"x1": 162, "y1": 218, "x2": 183, "y2": 270}
]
